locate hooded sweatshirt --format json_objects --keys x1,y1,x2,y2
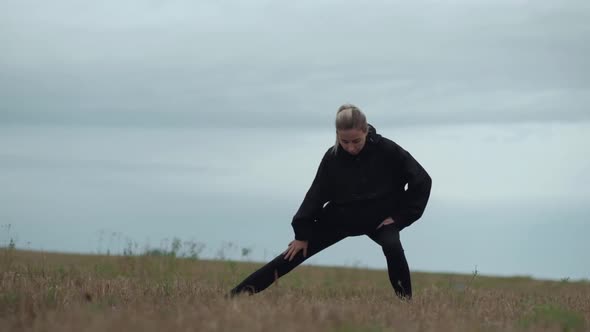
[{"x1": 291, "y1": 124, "x2": 432, "y2": 241}]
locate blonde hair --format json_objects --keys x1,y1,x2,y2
[{"x1": 332, "y1": 104, "x2": 368, "y2": 155}]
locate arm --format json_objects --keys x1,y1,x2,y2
[
  {"x1": 389, "y1": 143, "x2": 432, "y2": 231},
  {"x1": 291, "y1": 152, "x2": 330, "y2": 241}
]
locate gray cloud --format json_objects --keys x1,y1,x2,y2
[
  {"x1": 0, "y1": 153, "x2": 230, "y2": 174},
  {"x1": 1, "y1": 0, "x2": 589, "y2": 128}
]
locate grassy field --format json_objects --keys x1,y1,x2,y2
[{"x1": 1, "y1": 247, "x2": 588, "y2": 332}]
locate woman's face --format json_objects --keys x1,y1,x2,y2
[{"x1": 337, "y1": 128, "x2": 368, "y2": 156}]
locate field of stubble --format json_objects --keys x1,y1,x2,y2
[{"x1": 1, "y1": 249, "x2": 588, "y2": 332}]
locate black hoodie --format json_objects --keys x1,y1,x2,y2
[{"x1": 291, "y1": 124, "x2": 432, "y2": 241}]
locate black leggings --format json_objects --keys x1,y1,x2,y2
[{"x1": 229, "y1": 222, "x2": 412, "y2": 299}]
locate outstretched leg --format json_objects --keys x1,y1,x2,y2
[
  {"x1": 367, "y1": 225, "x2": 412, "y2": 299},
  {"x1": 229, "y1": 226, "x2": 346, "y2": 296}
]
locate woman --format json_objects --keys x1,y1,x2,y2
[{"x1": 229, "y1": 104, "x2": 432, "y2": 299}]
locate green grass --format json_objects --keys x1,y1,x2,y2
[
  {"x1": 519, "y1": 304, "x2": 585, "y2": 331},
  {"x1": 0, "y1": 248, "x2": 588, "y2": 331}
]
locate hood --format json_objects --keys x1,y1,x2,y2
[{"x1": 367, "y1": 124, "x2": 382, "y2": 144}]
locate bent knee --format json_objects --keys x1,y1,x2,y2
[{"x1": 381, "y1": 240, "x2": 404, "y2": 256}]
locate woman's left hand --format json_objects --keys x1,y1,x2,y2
[{"x1": 377, "y1": 217, "x2": 395, "y2": 229}]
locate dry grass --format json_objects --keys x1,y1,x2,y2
[{"x1": 1, "y1": 248, "x2": 588, "y2": 331}]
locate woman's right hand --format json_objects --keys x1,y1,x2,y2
[{"x1": 283, "y1": 239, "x2": 308, "y2": 261}]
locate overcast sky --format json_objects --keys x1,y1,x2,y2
[{"x1": 1, "y1": 0, "x2": 589, "y2": 280}]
